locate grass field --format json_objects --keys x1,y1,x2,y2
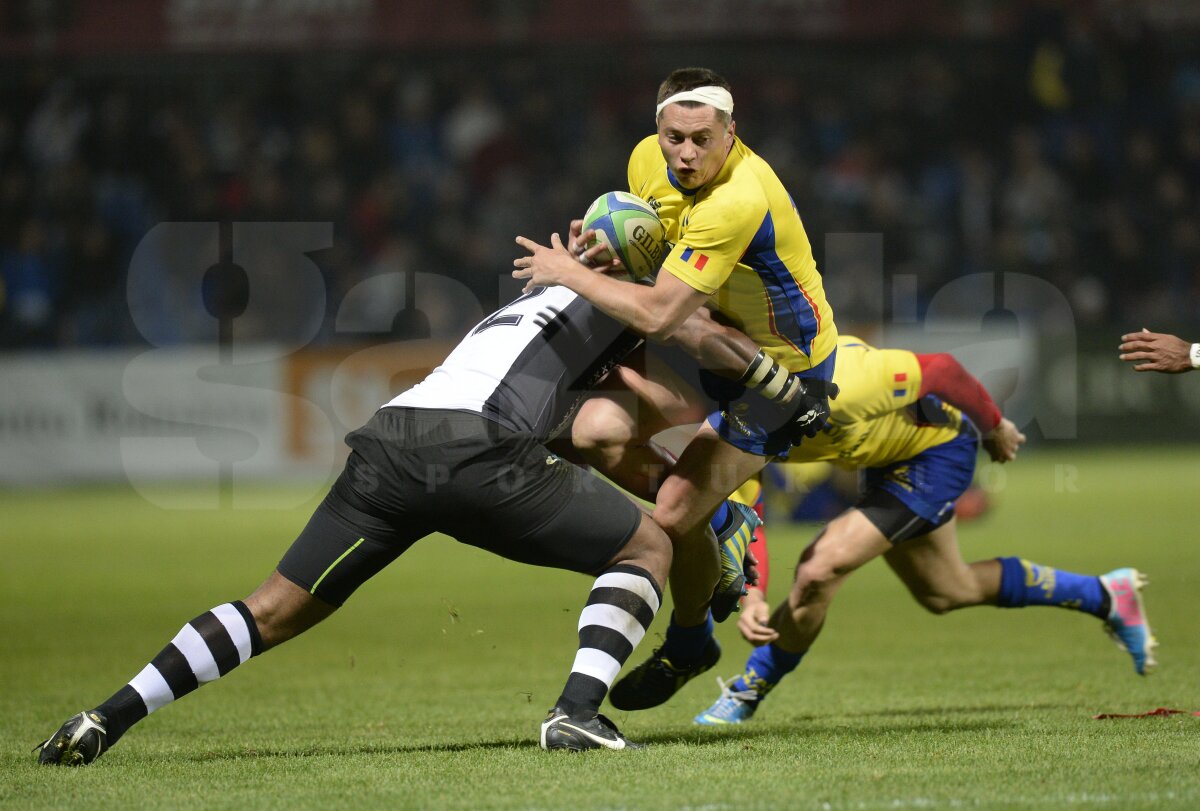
[{"x1": 3, "y1": 446, "x2": 1199, "y2": 809}]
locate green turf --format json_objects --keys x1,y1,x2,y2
[{"x1": 3, "y1": 447, "x2": 1199, "y2": 809}]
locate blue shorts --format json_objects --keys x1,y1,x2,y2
[
  {"x1": 703, "y1": 349, "x2": 838, "y2": 459},
  {"x1": 861, "y1": 430, "x2": 977, "y2": 540}
]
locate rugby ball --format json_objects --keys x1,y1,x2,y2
[{"x1": 581, "y1": 191, "x2": 666, "y2": 281}]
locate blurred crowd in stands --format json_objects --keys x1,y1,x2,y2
[{"x1": 1, "y1": 6, "x2": 1199, "y2": 349}]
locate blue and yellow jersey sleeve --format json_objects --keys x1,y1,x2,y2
[
  {"x1": 788, "y1": 337, "x2": 966, "y2": 469},
  {"x1": 627, "y1": 135, "x2": 836, "y2": 372}
]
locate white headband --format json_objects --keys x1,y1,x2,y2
[{"x1": 655, "y1": 86, "x2": 734, "y2": 119}]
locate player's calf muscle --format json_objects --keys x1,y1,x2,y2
[
  {"x1": 607, "y1": 514, "x2": 672, "y2": 587},
  {"x1": 244, "y1": 571, "x2": 337, "y2": 650}
]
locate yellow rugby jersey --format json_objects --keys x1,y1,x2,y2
[
  {"x1": 627, "y1": 134, "x2": 836, "y2": 371},
  {"x1": 789, "y1": 337, "x2": 968, "y2": 469}
]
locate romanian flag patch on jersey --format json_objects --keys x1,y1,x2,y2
[{"x1": 680, "y1": 246, "x2": 709, "y2": 271}]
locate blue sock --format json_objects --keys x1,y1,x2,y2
[
  {"x1": 996, "y1": 557, "x2": 1106, "y2": 617},
  {"x1": 661, "y1": 611, "x2": 714, "y2": 661},
  {"x1": 731, "y1": 643, "x2": 805, "y2": 700},
  {"x1": 709, "y1": 501, "x2": 732, "y2": 535}
]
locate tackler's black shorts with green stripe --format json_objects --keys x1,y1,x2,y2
[{"x1": 277, "y1": 408, "x2": 641, "y2": 606}]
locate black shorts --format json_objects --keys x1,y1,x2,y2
[
  {"x1": 857, "y1": 430, "x2": 977, "y2": 543},
  {"x1": 856, "y1": 488, "x2": 946, "y2": 544},
  {"x1": 277, "y1": 408, "x2": 641, "y2": 606}
]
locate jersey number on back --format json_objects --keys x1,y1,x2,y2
[{"x1": 471, "y1": 287, "x2": 547, "y2": 335}]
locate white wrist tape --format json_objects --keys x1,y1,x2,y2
[
  {"x1": 1190, "y1": 343, "x2": 1200, "y2": 369},
  {"x1": 740, "y1": 351, "x2": 800, "y2": 404}
]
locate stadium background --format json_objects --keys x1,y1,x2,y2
[
  {"x1": 1, "y1": 0, "x2": 1198, "y2": 691},
  {"x1": 2, "y1": 0, "x2": 1200, "y2": 488}
]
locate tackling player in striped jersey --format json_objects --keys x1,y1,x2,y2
[{"x1": 36, "y1": 277, "x2": 817, "y2": 763}]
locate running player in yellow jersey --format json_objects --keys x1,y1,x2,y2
[
  {"x1": 514, "y1": 68, "x2": 839, "y2": 695},
  {"x1": 689, "y1": 337, "x2": 1157, "y2": 724}
]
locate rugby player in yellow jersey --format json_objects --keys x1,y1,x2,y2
[
  {"x1": 514, "y1": 68, "x2": 838, "y2": 699},
  {"x1": 689, "y1": 337, "x2": 1157, "y2": 725}
]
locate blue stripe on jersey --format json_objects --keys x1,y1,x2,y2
[
  {"x1": 742, "y1": 211, "x2": 820, "y2": 357},
  {"x1": 681, "y1": 246, "x2": 694, "y2": 262},
  {"x1": 666, "y1": 168, "x2": 701, "y2": 196}
]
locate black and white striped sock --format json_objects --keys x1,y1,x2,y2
[
  {"x1": 555, "y1": 564, "x2": 662, "y2": 718},
  {"x1": 95, "y1": 601, "x2": 263, "y2": 745}
]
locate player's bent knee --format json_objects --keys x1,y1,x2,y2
[
  {"x1": 793, "y1": 544, "x2": 853, "y2": 586},
  {"x1": 915, "y1": 594, "x2": 955, "y2": 615},
  {"x1": 911, "y1": 589, "x2": 975, "y2": 615},
  {"x1": 788, "y1": 562, "x2": 841, "y2": 606},
  {"x1": 651, "y1": 495, "x2": 709, "y2": 540}
]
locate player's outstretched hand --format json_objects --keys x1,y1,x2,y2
[
  {"x1": 513, "y1": 233, "x2": 576, "y2": 292},
  {"x1": 737, "y1": 589, "x2": 778, "y2": 646},
  {"x1": 982, "y1": 417, "x2": 1025, "y2": 463},
  {"x1": 514, "y1": 233, "x2": 622, "y2": 293},
  {"x1": 1119, "y1": 329, "x2": 1194, "y2": 373}
]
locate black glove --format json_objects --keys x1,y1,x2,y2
[{"x1": 783, "y1": 377, "x2": 839, "y2": 444}]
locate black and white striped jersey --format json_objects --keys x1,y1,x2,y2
[{"x1": 387, "y1": 286, "x2": 641, "y2": 440}]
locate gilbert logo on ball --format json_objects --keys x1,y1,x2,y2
[{"x1": 581, "y1": 191, "x2": 666, "y2": 281}]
